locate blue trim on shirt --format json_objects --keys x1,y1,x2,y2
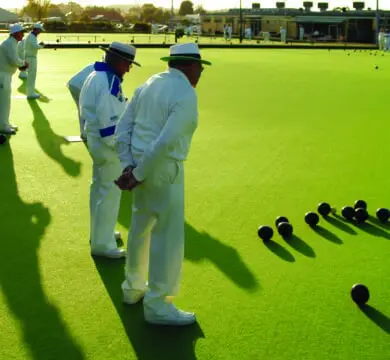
[
  {"x1": 94, "y1": 62, "x2": 124, "y2": 102},
  {"x1": 99, "y1": 125, "x2": 116, "y2": 138}
]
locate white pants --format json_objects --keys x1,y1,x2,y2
[
  {"x1": 0, "y1": 72, "x2": 12, "y2": 131},
  {"x1": 68, "y1": 85, "x2": 84, "y2": 136},
  {"x1": 125, "y1": 158, "x2": 185, "y2": 310},
  {"x1": 87, "y1": 135, "x2": 122, "y2": 252},
  {"x1": 26, "y1": 56, "x2": 37, "y2": 96}
]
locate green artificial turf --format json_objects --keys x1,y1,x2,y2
[{"x1": 0, "y1": 48, "x2": 389, "y2": 360}]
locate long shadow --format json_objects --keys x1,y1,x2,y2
[
  {"x1": 325, "y1": 215, "x2": 357, "y2": 235},
  {"x1": 0, "y1": 144, "x2": 85, "y2": 359},
  {"x1": 352, "y1": 222, "x2": 390, "y2": 240},
  {"x1": 284, "y1": 234, "x2": 316, "y2": 258},
  {"x1": 118, "y1": 191, "x2": 259, "y2": 291},
  {"x1": 93, "y1": 257, "x2": 205, "y2": 360},
  {"x1": 368, "y1": 215, "x2": 390, "y2": 231},
  {"x1": 27, "y1": 100, "x2": 82, "y2": 177},
  {"x1": 264, "y1": 240, "x2": 295, "y2": 262},
  {"x1": 361, "y1": 305, "x2": 390, "y2": 334},
  {"x1": 17, "y1": 81, "x2": 50, "y2": 103},
  {"x1": 313, "y1": 225, "x2": 343, "y2": 244}
]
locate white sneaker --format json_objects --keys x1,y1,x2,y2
[
  {"x1": 91, "y1": 248, "x2": 126, "y2": 259},
  {"x1": 122, "y1": 282, "x2": 145, "y2": 305},
  {"x1": 144, "y1": 302, "x2": 196, "y2": 326},
  {"x1": 10, "y1": 124, "x2": 18, "y2": 131}
]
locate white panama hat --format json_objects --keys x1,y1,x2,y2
[
  {"x1": 33, "y1": 23, "x2": 45, "y2": 31},
  {"x1": 161, "y1": 43, "x2": 212, "y2": 65},
  {"x1": 99, "y1": 42, "x2": 141, "y2": 67},
  {"x1": 9, "y1": 23, "x2": 24, "y2": 35}
]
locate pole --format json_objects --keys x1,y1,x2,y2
[
  {"x1": 239, "y1": 0, "x2": 243, "y2": 43},
  {"x1": 171, "y1": 0, "x2": 174, "y2": 32},
  {"x1": 376, "y1": 0, "x2": 380, "y2": 47}
]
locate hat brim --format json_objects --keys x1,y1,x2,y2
[
  {"x1": 99, "y1": 46, "x2": 141, "y2": 67},
  {"x1": 160, "y1": 56, "x2": 212, "y2": 66}
]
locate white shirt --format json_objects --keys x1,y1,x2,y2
[
  {"x1": 18, "y1": 39, "x2": 25, "y2": 60},
  {"x1": 115, "y1": 67, "x2": 198, "y2": 181},
  {"x1": 0, "y1": 36, "x2": 25, "y2": 74},
  {"x1": 67, "y1": 63, "x2": 95, "y2": 93},
  {"x1": 79, "y1": 62, "x2": 127, "y2": 148},
  {"x1": 24, "y1": 32, "x2": 43, "y2": 58}
]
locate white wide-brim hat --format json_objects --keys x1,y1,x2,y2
[
  {"x1": 33, "y1": 23, "x2": 45, "y2": 31},
  {"x1": 99, "y1": 42, "x2": 141, "y2": 67},
  {"x1": 161, "y1": 43, "x2": 212, "y2": 65},
  {"x1": 9, "y1": 23, "x2": 25, "y2": 35}
]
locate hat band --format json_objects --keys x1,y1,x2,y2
[
  {"x1": 109, "y1": 48, "x2": 135, "y2": 61},
  {"x1": 170, "y1": 53, "x2": 201, "y2": 60}
]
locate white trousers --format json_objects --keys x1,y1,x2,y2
[
  {"x1": 87, "y1": 135, "x2": 122, "y2": 252},
  {"x1": 125, "y1": 158, "x2": 185, "y2": 310},
  {"x1": 0, "y1": 72, "x2": 12, "y2": 131},
  {"x1": 26, "y1": 56, "x2": 37, "y2": 96}
]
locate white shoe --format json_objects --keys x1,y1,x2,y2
[
  {"x1": 114, "y1": 231, "x2": 121, "y2": 240},
  {"x1": 27, "y1": 93, "x2": 40, "y2": 100},
  {"x1": 10, "y1": 124, "x2": 18, "y2": 131},
  {"x1": 122, "y1": 282, "x2": 146, "y2": 305},
  {"x1": 91, "y1": 247, "x2": 126, "y2": 259},
  {"x1": 144, "y1": 302, "x2": 196, "y2": 326}
]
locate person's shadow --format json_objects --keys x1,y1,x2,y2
[
  {"x1": 17, "y1": 81, "x2": 50, "y2": 103},
  {"x1": 27, "y1": 100, "x2": 82, "y2": 177},
  {"x1": 93, "y1": 190, "x2": 259, "y2": 359},
  {"x1": 0, "y1": 144, "x2": 85, "y2": 360}
]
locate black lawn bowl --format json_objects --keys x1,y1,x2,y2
[
  {"x1": 277, "y1": 222, "x2": 293, "y2": 239},
  {"x1": 354, "y1": 200, "x2": 367, "y2": 210},
  {"x1": 318, "y1": 202, "x2": 332, "y2": 217},
  {"x1": 351, "y1": 284, "x2": 370, "y2": 306},
  {"x1": 376, "y1": 208, "x2": 390, "y2": 223},
  {"x1": 275, "y1": 216, "x2": 289, "y2": 227},
  {"x1": 354, "y1": 208, "x2": 369, "y2": 224},
  {"x1": 258, "y1": 226, "x2": 274, "y2": 242},
  {"x1": 305, "y1": 212, "x2": 319, "y2": 227},
  {"x1": 341, "y1": 206, "x2": 355, "y2": 221}
]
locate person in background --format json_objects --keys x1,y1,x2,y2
[
  {"x1": 0, "y1": 23, "x2": 28, "y2": 135},
  {"x1": 24, "y1": 23, "x2": 45, "y2": 100}
]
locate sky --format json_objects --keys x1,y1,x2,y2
[{"x1": 2, "y1": 0, "x2": 386, "y2": 11}]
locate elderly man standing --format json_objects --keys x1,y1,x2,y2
[
  {"x1": 18, "y1": 38, "x2": 27, "y2": 80},
  {"x1": 25, "y1": 23, "x2": 45, "y2": 100},
  {"x1": 0, "y1": 24, "x2": 29, "y2": 135},
  {"x1": 79, "y1": 42, "x2": 140, "y2": 259},
  {"x1": 115, "y1": 43, "x2": 211, "y2": 326}
]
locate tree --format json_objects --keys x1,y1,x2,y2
[
  {"x1": 179, "y1": 1, "x2": 194, "y2": 16},
  {"x1": 21, "y1": 0, "x2": 51, "y2": 20},
  {"x1": 48, "y1": 4, "x2": 65, "y2": 18},
  {"x1": 194, "y1": 4, "x2": 207, "y2": 15}
]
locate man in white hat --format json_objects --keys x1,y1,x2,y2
[
  {"x1": 79, "y1": 42, "x2": 140, "y2": 259},
  {"x1": 24, "y1": 23, "x2": 45, "y2": 100},
  {"x1": 114, "y1": 42, "x2": 211, "y2": 326},
  {"x1": 0, "y1": 23, "x2": 29, "y2": 135}
]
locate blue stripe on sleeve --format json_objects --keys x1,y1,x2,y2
[{"x1": 99, "y1": 125, "x2": 116, "y2": 138}]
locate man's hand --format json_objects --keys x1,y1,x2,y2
[{"x1": 114, "y1": 168, "x2": 141, "y2": 191}]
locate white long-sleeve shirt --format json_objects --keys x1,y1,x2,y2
[
  {"x1": 18, "y1": 39, "x2": 25, "y2": 60},
  {"x1": 24, "y1": 32, "x2": 43, "y2": 57},
  {"x1": 115, "y1": 67, "x2": 198, "y2": 182},
  {"x1": 0, "y1": 36, "x2": 25, "y2": 74},
  {"x1": 79, "y1": 62, "x2": 127, "y2": 149},
  {"x1": 67, "y1": 63, "x2": 95, "y2": 100}
]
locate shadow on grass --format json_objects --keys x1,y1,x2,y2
[
  {"x1": 264, "y1": 240, "x2": 295, "y2": 262},
  {"x1": 27, "y1": 100, "x2": 82, "y2": 177},
  {"x1": 313, "y1": 225, "x2": 343, "y2": 244},
  {"x1": 117, "y1": 191, "x2": 259, "y2": 292},
  {"x1": 361, "y1": 305, "x2": 390, "y2": 334},
  {"x1": 93, "y1": 257, "x2": 205, "y2": 360},
  {"x1": 17, "y1": 81, "x2": 50, "y2": 103},
  {"x1": 352, "y1": 222, "x2": 390, "y2": 240},
  {"x1": 325, "y1": 215, "x2": 357, "y2": 235},
  {"x1": 368, "y1": 215, "x2": 390, "y2": 230},
  {"x1": 284, "y1": 234, "x2": 316, "y2": 258},
  {"x1": 0, "y1": 144, "x2": 85, "y2": 360}
]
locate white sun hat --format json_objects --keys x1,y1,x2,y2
[
  {"x1": 99, "y1": 42, "x2": 141, "y2": 67},
  {"x1": 9, "y1": 23, "x2": 25, "y2": 35},
  {"x1": 33, "y1": 23, "x2": 45, "y2": 31},
  {"x1": 160, "y1": 43, "x2": 212, "y2": 65}
]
